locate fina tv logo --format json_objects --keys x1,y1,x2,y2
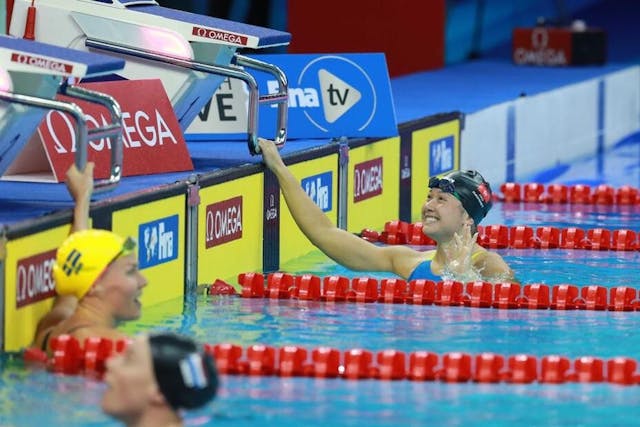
[
  {"x1": 301, "y1": 172, "x2": 332, "y2": 212},
  {"x1": 429, "y1": 136, "x2": 454, "y2": 175},
  {"x1": 268, "y1": 55, "x2": 377, "y2": 133},
  {"x1": 139, "y1": 215, "x2": 179, "y2": 269}
]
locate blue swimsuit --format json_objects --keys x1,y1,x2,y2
[
  {"x1": 407, "y1": 250, "x2": 483, "y2": 281},
  {"x1": 407, "y1": 251, "x2": 440, "y2": 281}
]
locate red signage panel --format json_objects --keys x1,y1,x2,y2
[
  {"x1": 16, "y1": 249, "x2": 57, "y2": 308},
  {"x1": 205, "y1": 196, "x2": 243, "y2": 248},
  {"x1": 513, "y1": 28, "x2": 573, "y2": 66},
  {"x1": 353, "y1": 157, "x2": 383, "y2": 202},
  {"x1": 37, "y1": 79, "x2": 193, "y2": 181}
]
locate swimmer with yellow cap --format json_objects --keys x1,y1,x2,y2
[
  {"x1": 34, "y1": 228, "x2": 147, "y2": 353},
  {"x1": 258, "y1": 138, "x2": 516, "y2": 284},
  {"x1": 33, "y1": 163, "x2": 148, "y2": 354}
]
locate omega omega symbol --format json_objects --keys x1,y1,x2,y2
[{"x1": 531, "y1": 28, "x2": 549, "y2": 50}]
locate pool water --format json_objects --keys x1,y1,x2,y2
[
  {"x1": 4, "y1": 239, "x2": 639, "y2": 427},
  {"x1": 5, "y1": 136, "x2": 640, "y2": 426}
]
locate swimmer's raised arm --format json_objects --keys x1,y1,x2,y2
[
  {"x1": 33, "y1": 163, "x2": 95, "y2": 349},
  {"x1": 259, "y1": 138, "x2": 421, "y2": 276},
  {"x1": 65, "y1": 162, "x2": 94, "y2": 232}
]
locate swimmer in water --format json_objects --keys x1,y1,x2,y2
[
  {"x1": 32, "y1": 163, "x2": 147, "y2": 354},
  {"x1": 102, "y1": 332, "x2": 219, "y2": 427},
  {"x1": 258, "y1": 137, "x2": 516, "y2": 283}
]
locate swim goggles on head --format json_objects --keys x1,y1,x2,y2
[
  {"x1": 107, "y1": 236, "x2": 137, "y2": 266},
  {"x1": 428, "y1": 176, "x2": 461, "y2": 200}
]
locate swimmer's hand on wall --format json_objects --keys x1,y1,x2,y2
[{"x1": 258, "y1": 138, "x2": 285, "y2": 172}]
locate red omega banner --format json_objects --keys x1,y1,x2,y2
[
  {"x1": 13, "y1": 79, "x2": 193, "y2": 182},
  {"x1": 512, "y1": 28, "x2": 573, "y2": 66}
]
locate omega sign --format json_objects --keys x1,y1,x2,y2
[
  {"x1": 205, "y1": 196, "x2": 243, "y2": 248},
  {"x1": 512, "y1": 28, "x2": 571, "y2": 66},
  {"x1": 191, "y1": 26, "x2": 248, "y2": 46},
  {"x1": 16, "y1": 249, "x2": 57, "y2": 308},
  {"x1": 10, "y1": 52, "x2": 73, "y2": 74},
  {"x1": 45, "y1": 108, "x2": 178, "y2": 154},
  {"x1": 353, "y1": 157, "x2": 383, "y2": 202}
]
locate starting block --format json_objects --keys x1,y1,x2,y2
[
  {"x1": 0, "y1": 34, "x2": 124, "y2": 189},
  {"x1": 9, "y1": 0, "x2": 292, "y2": 155}
]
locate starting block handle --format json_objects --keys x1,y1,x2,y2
[
  {"x1": 84, "y1": 38, "x2": 288, "y2": 156},
  {"x1": 61, "y1": 84, "x2": 123, "y2": 193},
  {"x1": 0, "y1": 89, "x2": 88, "y2": 176},
  {"x1": 234, "y1": 54, "x2": 288, "y2": 155}
]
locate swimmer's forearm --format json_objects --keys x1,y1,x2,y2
[
  {"x1": 273, "y1": 164, "x2": 397, "y2": 271},
  {"x1": 72, "y1": 195, "x2": 90, "y2": 232}
]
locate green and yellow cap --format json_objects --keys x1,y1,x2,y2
[{"x1": 52, "y1": 229, "x2": 136, "y2": 299}]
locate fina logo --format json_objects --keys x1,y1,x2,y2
[
  {"x1": 301, "y1": 171, "x2": 332, "y2": 212},
  {"x1": 274, "y1": 56, "x2": 376, "y2": 132},
  {"x1": 139, "y1": 215, "x2": 179, "y2": 268},
  {"x1": 429, "y1": 136, "x2": 454, "y2": 175}
]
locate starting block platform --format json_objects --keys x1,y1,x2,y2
[
  {"x1": 0, "y1": 33, "x2": 125, "y2": 190},
  {"x1": 9, "y1": 0, "x2": 291, "y2": 153}
]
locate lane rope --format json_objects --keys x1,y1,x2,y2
[
  {"x1": 498, "y1": 182, "x2": 640, "y2": 205},
  {"x1": 362, "y1": 220, "x2": 640, "y2": 251},
  {"x1": 234, "y1": 272, "x2": 640, "y2": 311},
  {"x1": 23, "y1": 335, "x2": 640, "y2": 385}
]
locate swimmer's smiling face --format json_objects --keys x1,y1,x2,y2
[
  {"x1": 421, "y1": 187, "x2": 472, "y2": 241},
  {"x1": 92, "y1": 253, "x2": 147, "y2": 321}
]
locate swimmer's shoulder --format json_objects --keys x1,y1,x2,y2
[{"x1": 472, "y1": 248, "x2": 517, "y2": 283}]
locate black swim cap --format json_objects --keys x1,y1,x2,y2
[
  {"x1": 149, "y1": 332, "x2": 218, "y2": 410},
  {"x1": 428, "y1": 170, "x2": 493, "y2": 225}
]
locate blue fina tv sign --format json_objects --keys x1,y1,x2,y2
[{"x1": 254, "y1": 53, "x2": 398, "y2": 139}]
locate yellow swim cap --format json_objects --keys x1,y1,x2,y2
[{"x1": 52, "y1": 229, "x2": 135, "y2": 299}]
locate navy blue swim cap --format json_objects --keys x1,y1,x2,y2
[
  {"x1": 149, "y1": 332, "x2": 218, "y2": 410},
  {"x1": 429, "y1": 170, "x2": 493, "y2": 225}
]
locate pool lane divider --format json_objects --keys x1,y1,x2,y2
[
  {"x1": 236, "y1": 272, "x2": 640, "y2": 311},
  {"x1": 498, "y1": 182, "x2": 640, "y2": 205},
  {"x1": 22, "y1": 334, "x2": 640, "y2": 385},
  {"x1": 364, "y1": 220, "x2": 640, "y2": 250}
]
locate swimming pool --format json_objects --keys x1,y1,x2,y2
[
  {"x1": 3, "y1": 133, "x2": 640, "y2": 426},
  {"x1": 3, "y1": 223, "x2": 640, "y2": 427}
]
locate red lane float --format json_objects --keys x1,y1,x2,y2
[
  {"x1": 235, "y1": 272, "x2": 640, "y2": 312},
  {"x1": 498, "y1": 182, "x2": 639, "y2": 205},
  {"x1": 29, "y1": 335, "x2": 640, "y2": 386},
  {"x1": 361, "y1": 220, "x2": 640, "y2": 251}
]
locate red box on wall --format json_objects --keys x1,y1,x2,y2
[{"x1": 512, "y1": 27, "x2": 606, "y2": 66}]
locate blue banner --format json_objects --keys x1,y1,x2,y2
[
  {"x1": 252, "y1": 53, "x2": 398, "y2": 139},
  {"x1": 138, "y1": 214, "x2": 179, "y2": 269}
]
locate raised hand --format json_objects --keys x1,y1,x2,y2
[
  {"x1": 258, "y1": 137, "x2": 285, "y2": 172},
  {"x1": 442, "y1": 223, "x2": 481, "y2": 281},
  {"x1": 65, "y1": 162, "x2": 94, "y2": 203}
]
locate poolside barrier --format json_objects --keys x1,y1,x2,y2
[
  {"x1": 234, "y1": 272, "x2": 640, "y2": 311},
  {"x1": 23, "y1": 334, "x2": 640, "y2": 385}
]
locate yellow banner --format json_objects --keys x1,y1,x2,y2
[
  {"x1": 4, "y1": 225, "x2": 70, "y2": 351},
  {"x1": 198, "y1": 174, "x2": 263, "y2": 287},
  {"x1": 112, "y1": 195, "x2": 186, "y2": 307},
  {"x1": 347, "y1": 137, "x2": 400, "y2": 232},
  {"x1": 280, "y1": 154, "x2": 339, "y2": 265},
  {"x1": 411, "y1": 120, "x2": 461, "y2": 222}
]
